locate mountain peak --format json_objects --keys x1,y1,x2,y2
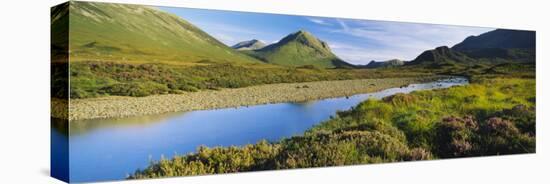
[
  {"x1": 232, "y1": 39, "x2": 266, "y2": 50},
  {"x1": 363, "y1": 59, "x2": 404, "y2": 68},
  {"x1": 273, "y1": 30, "x2": 333, "y2": 54},
  {"x1": 435, "y1": 46, "x2": 451, "y2": 51},
  {"x1": 433, "y1": 46, "x2": 453, "y2": 54},
  {"x1": 249, "y1": 30, "x2": 353, "y2": 68},
  {"x1": 408, "y1": 45, "x2": 472, "y2": 65},
  {"x1": 294, "y1": 30, "x2": 312, "y2": 37},
  {"x1": 283, "y1": 30, "x2": 316, "y2": 41}
]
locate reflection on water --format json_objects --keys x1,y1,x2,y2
[
  {"x1": 69, "y1": 112, "x2": 185, "y2": 136},
  {"x1": 51, "y1": 118, "x2": 69, "y2": 182},
  {"x1": 67, "y1": 77, "x2": 468, "y2": 182}
]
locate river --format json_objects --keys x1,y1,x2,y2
[{"x1": 51, "y1": 77, "x2": 468, "y2": 182}]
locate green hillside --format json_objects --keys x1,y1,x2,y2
[
  {"x1": 406, "y1": 29, "x2": 536, "y2": 69},
  {"x1": 407, "y1": 46, "x2": 474, "y2": 67},
  {"x1": 452, "y1": 29, "x2": 535, "y2": 51},
  {"x1": 247, "y1": 30, "x2": 354, "y2": 68},
  {"x1": 452, "y1": 29, "x2": 535, "y2": 63},
  {"x1": 65, "y1": 1, "x2": 260, "y2": 64}
]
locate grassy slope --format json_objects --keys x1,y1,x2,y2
[
  {"x1": 253, "y1": 42, "x2": 336, "y2": 68},
  {"x1": 129, "y1": 68, "x2": 535, "y2": 178},
  {"x1": 67, "y1": 1, "x2": 259, "y2": 64}
]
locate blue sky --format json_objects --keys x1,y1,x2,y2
[{"x1": 159, "y1": 6, "x2": 494, "y2": 65}]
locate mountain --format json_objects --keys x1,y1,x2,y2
[
  {"x1": 247, "y1": 30, "x2": 354, "y2": 68},
  {"x1": 452, "y1": 29, "x2": 535, "y2": 62},
  {"x1": 51, "y1": 2, "x2": 70, "y2": 62},
  {"x1": 363, "y1": 59, "x2": 405, "y2": 68},
  {"x1": 408, "y1": 29, "x2": 536, "y2": 67},
  {"x1": 232, "y1": 39, "x2": 266, "y2": 50},
  {"x1": 407, "y1": 46, "x2": 474, "y2": 66},
  {"x1": 63, "y1": 1, "x2": 260, "y2": 63},
  {"x1": 453, "y1": 29, "x2": 535, "y2": 50}
]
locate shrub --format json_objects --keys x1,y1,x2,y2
[
  {"x1": 274, "y1": 131, "x2": 410, "y2": 169},
  {"x1": 497, "y1": 105, "x2": 536, "y2": 135},
  {"x1": 100, "y1": 82, "x2": 169, "y2": 97},
  {"x1": 382, "y1": 93, "x2": 418, "y2": 106},
  {"x1": 477, "y1": 117, "x2": 535, "y2": 154},
  {"x1": 69, "y1": 87, "x2": 90, "y2": 99},
  {"x1": 433, "y1": 114, "x2": 535, "y2": 157},
  {"x1": 407, "y1": 148, "x2": 433, "y2": 161},
  {"x1": 332, "y1": 120, "x2": 408, "y2": 143},
  {"x1": 129, "y1": 140, "x2": 280, "y2": 179},
  {"x1": 434, "y1": 116, "x2": 478, "y2": 158}
]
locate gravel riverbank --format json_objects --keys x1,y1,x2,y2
[{"x1": 59, "y1": 77, "x2": 441, "y2": 120}]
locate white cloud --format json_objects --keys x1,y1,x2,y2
[
  {"x1": 307, "y1": 17, "x2": 332, "y2": 26},
  {"x1": 329, "y1": 19, "x2": 494, "y2": 63},
  {"x1": 212, "y1": 33, "x2": 238, "y2": 45},
  {"x1": 192, "y1": 21, "x2": 273, "y2": 46},
  {"x1": 328, "y1": 41, "x2": 412, "y2": 65}
]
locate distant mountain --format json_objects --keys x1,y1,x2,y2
[
  {"x1": 363, "y1": 59, "x2": 405, "y2": 68},
  {"x1": 247, "y1": 30, "x2": 354, "y2": 68},
  {"x1": 232, "y1": 39, "x2": 266, "y2": 50},
  {"x1": 453, "y1": 29, "x2": 535, "y2": 50},
  {"x1": 452, "y1": 29, "x2": 535, "y2": 62},
  {"x1": 63, "y1": 1, "x2": 260, "y2": 63},
  {"x1": 407, "y1": 46, "x2": 474, "y2": 66}
]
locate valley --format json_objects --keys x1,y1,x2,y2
[{"x1": 50, "y1": 1, "x2": 536, "y2": 182}]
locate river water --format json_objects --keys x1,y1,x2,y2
[{"x1": 51, "y1": 77, "x2": 468, "y2": 182}]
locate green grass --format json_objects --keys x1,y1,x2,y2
[
  {"x1": 402, "y1": 61, "x2": 535, "y2": 80},
  {"x1": 62, "y1": 61, "x2": 433, "y2": 99},
  {"x1": 64, "y1": 1, "x2": 259, "y2": 64},
  {"x1": 128, "y1": 70, "x2": 535, "y2": 179},
  {"x1": 62, "y1": 60, "x2": 534, "y2": 99},
  {"x1": 309, "y1": 77, "x2": 535, "y2": 149}
]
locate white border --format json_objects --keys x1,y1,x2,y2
[{"x1": 0, "y1": 0, "x2": 547, "y2": 184}]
